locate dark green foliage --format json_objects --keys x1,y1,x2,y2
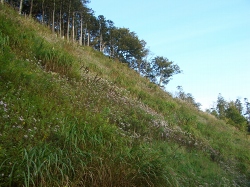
[
  {"x1": 208, "y1": 94, "x2": 248, "y2": 130},
  {"x1": 150, "y1": 56, "x2": 182, "y2": 87},
  {"x1": 175, "y1": 86, "x2": 201, "y2": 109},
  {"x1": 109, "y1": 28, "x2": 148, "y2": 67},
  {"x1": 244, "y1": 98, "x2": 250, "y2": 124},
  {"x1": 216, "y1": 93, "x2": 227, "y2": 120},
  {"x1": 225, "y1": 102, "x2": 247, "y2": 130}
]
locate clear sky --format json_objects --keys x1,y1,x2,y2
[{"x1": 89, "y1": 0, "x2": 250, "y2": 110}]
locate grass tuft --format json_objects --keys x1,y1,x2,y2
[{"x1": 0, "y1": 4, "x2": 250, "y2": 186}]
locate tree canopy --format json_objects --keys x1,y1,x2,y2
[
  {"x1": 150, "y1": 56, "x2": 181, "y2": 87},
  {"x1": 3, "y1": 0, "x2": 181, "y2": 88},
  {"x1": 207, "y1": 94, "x2": 248, "y2": 131}
]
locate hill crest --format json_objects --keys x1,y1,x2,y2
[{"x1": 0, "y1": 4, "x2": 250, "y2": 186}]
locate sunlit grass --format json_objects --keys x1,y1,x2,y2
[{"x1": 0, "y1": 3, "x2": 250, "y2": 186}]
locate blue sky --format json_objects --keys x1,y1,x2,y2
[{"x1": 89, "y1": 0, "x2": 250, "y2": 110}]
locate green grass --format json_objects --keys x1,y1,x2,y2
[{"x1": 1, "y1": 4, "x2": 250, "y2": 186}]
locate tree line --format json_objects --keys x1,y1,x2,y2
[
  {"x1": 207, "y1": 94, "x2": 250, "y2": 131},
  {"x1": 175, "y1": 86, "x2": 201, "y2": 109},
  {"x1": 3, "y1": 1, "x2": 250, "y2": 130},
  {"x1": 1, "y1": 0, "x2": 181, "y2": 88}
]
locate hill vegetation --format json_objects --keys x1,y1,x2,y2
[
  {"x1": 3, "y1": 0, "x2": 182, "y2": 89},
  {"x1": 1, "y1": 3, "x2": 250, "y2": 187}
]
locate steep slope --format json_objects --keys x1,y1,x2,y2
[{"x1": 0, "y1": 4, "x2": 250, "y2": 187}]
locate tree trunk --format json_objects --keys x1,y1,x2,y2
[
  {"x1": 79, "y1": 13, "x2": 83, "y2": 45},
  {"x1": 61, "y1": 7, "x2": 64, "y2": 39},
  {"x1": 59, "y1": 8, "x2": 62, "y2": 37},
  {"x1": 41, "y1": 0, "x2": 44, "y2": 23},
  {"x1": 52, "y1": 0, "x2": 55, "y2": 33},
  {"x1": 159, "y1": 76, "x2": 163, "y2": 87},
  {"x1": 84, "y1": 24, "x2": 87, "y2": 46},
  {"x1": 67, "y1": 1, "x2": 71, "y2": 41},
  {"x1": 19, "y1": 0, "x2": 23, "y2": 15},
  {"x1": 99, "y1": 33, "x2": 102, "y2": 51},
  {"x1": 29, "y1": 0, "x2": 33, "y2": 17},
  {"x1": 67, "y1": 15, "x2": 70, "y2": 41},
  {"x1": 138, "y1": 61, "x2": 141, "y2": 74},
  {"x1": 1, "y1": 0, "x2": 4, "y2": 4},
  {"x1": 72, "y1": 12, "x2": 75, "y2": 42},
  {"x1": 87, "y1": 30, "x2": 90, "y2": 46},
  {"x1": 109, "y1": 33, "x2": 112, "y2": 57},
  {"x1": 99, "y1": 22, "x2": 102, "y2": 51}
]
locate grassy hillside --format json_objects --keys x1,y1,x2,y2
[{"x1": 0, "y1": 4, "x2": 250, "y2": 187}]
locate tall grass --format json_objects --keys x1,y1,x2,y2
[{"x1": 1, "y1": 3, "x2": 250, "y2": 186}]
